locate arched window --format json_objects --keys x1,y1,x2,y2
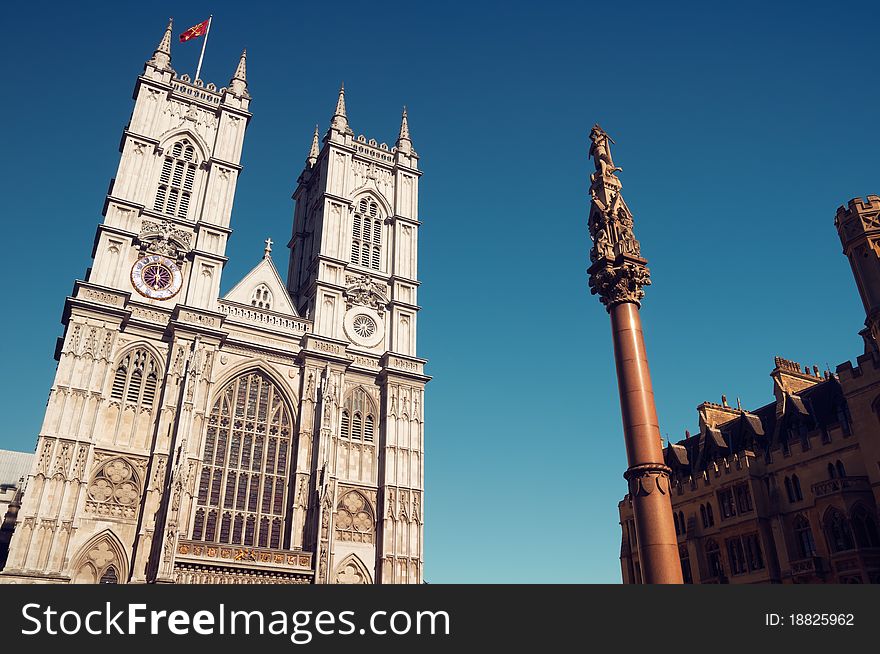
[
  {"x1": 706, "y1": 503, "x2": 715, "y2": 527},
  {"x1": 100, "y1": 567, "x2": 119, "y2": 584},
  {"x1": 727, "y1": 537, "x2": 747, "y2": 575},
  {"x1": 678, "y1": 511, "x2": 686, "y2": 535},
  {"x1": 784, "y1": 476, "x2": 794, "y2": 503},
  {"x1": 792, "y1": 474, "x2": 803, "y2": 501},
  {"x1": 351, "y1": 198, "x2": 382, "y2": 271},
  {"x1": 700, "y1": 504, "x2": 708, "y2": 528},
  {"x1": 825, "y1": 508, "x2": 855, "y2": 553},
  {"x1": 154, "y1": 139, "x2": 198, "y2": 218},
  {"x1": 193, "y1": 371, "x2": 294, "y2": 549},
  {"x1": 852, "y1": 506, "x2": 880, "y2": 548},
  {"x1": 250, "y1": 284, "x2": 273, "y2": 310},
  {"x1": 835, "y1": 460, "x2": 846, "y2": 478},
  {"x1": 679, "y1": 545, "x2": 693, "y2": 584},
  {"x1": 340, "y1": 387, "x2": 377, "y2": 443},
  {"x1": 836, "y1": 401, "x2": 852, "y2": 435},
  {"x1": 827, "y1": 463, "x2": 836, "y2": 479},
  {"x1": 110, "y1": 348, "x2": 160, "y2": 409},
  {"x1": 673, "y1": 512, "x2": 680, "y2": 536},
  {"x1": 705, "y1": 539, "x2": 724, "y2": 579},
  {"x1": 793, "y1": 514, "x2": 816, "y2": 559}
]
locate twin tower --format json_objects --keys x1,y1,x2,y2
[{"x1": 0, "y1": 20, "x2": 427, "y2": 584}]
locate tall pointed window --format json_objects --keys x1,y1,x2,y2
[
  {"x1": 339, "y1": 387, "x2": 377, "y2": 443},
  {"x1": 154, "y1": 139, "x2": 198, "y2": 219},
  {"x1": 110, "y1": 348, "x2": 160, "y2": 409},
  {"x1": 351, "y1": 198, "x2": 382, "y2": 271},
  {"x1": 825, "y1": 508, "x2": 855, "y2": 553},
  {"x1": 794, "y1": 514, "x2": 817, "y2": 559},
  {"x1": 705, "y1": 539, "x2": 724, "y2": 580},
  {"x1": 852, "y1": 505, "x2": 880, "y2": 548},
  {"x1": 193, "y1": 371, "x2": 294, "y2": 549}
]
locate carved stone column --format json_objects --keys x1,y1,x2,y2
[{"x1": 586, "y1": 125, "x2": 682, "y2": 584}]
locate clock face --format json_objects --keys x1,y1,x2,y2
[{"x1": 131, "y1": 254, "x2": 183, "y2": 300}]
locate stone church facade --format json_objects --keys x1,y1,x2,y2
[
  {"x1": 0, "y1": 20, "x2": 428, "y2": 584},
  {"x1": 620, "y1": 196, "x2": 880, "y2": 584}
]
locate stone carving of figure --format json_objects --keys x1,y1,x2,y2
[
  {"x1": 593, "y1": 224, "x2": 614, "y2": 261},
  {"x1": 589, "y1": 124, "x2": 622, "y2": 181}
]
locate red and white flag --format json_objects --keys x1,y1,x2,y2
[{"x1": 179, "y1": 19, "x2": 209, "y2": 43}]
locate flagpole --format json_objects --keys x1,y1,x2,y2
[{"x1": 194, "y1": 15, "x2": 212, "y2": 83}]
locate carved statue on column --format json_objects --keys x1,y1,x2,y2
[
  {"x1": 584, "y1": 125, "x2": 682, "y2": 583},
  {"x1": 587, "y1": 124, "x2": 651, "y2": 308}
]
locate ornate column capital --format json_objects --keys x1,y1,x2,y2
[{"x1": 588, "y1": 255, "x2": 651, "y2": 310}]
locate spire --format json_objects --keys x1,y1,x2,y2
[
  {"x1": 396, "y1": 106, "x2": 412, "y2": 153},
  {"x1": 330, "y1": 83, "x2": 351, "y2": 133},
  {"x1": 148, "y1": 18, "x2": 173, "y2": 70},
  {"x1": 229, "y1": 49, "x2": 249, "y2": 97},
  {"x1": 307, "y1": 125, "x2": 320, "y2": 168}
]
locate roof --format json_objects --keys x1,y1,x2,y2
[
  {"x1": 0, "y1": 449, "x2": 34, "y2": 487},
  {"x1": 670, "y1": 377, "x2": 846, "y2": 478}
]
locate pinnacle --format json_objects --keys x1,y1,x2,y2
[
  {"x1": 307, "y1": 124, "x2": 320, "y2": 167},
  {"x1": 330, "y1": 83, "x2": 350, "y2": 134},
  {"x1": 233, "y1": 49, "x2": 247, "y2": 82},
  {"x1": 158, "y1": 18, "x2": 173, "y2": 54},
  {"x1": 396, "y1": 105, "x2": 412, "y2": 153},
  {"x1": 398, "y1": 106, "x2": 411, "y2": 142},
  {"x1": 334, "y1": 83, "x2": 347, "y2": 118},
  {"x1": 228, "y1": 49, "x2": 249, "y2": 97},
  {"x1": 148, "y1": 18, "x2": 173, "y2": 69}
]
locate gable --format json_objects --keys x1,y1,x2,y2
[{"x1": 222, "y1": 256, "x2": 298, "y2": 316}]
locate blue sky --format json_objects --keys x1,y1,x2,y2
[{"x1": 1, "y1": 1, "x2": 877, "y2": 582}]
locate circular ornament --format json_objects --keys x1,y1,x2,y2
[
  {"x1": 343, "y1": 307, "x2": 384, "y2": 347},
  {"x1": 131, "y1": 254, "x2": 183, "y2": 300},
  {"x1": 352, "y1": 314, "x2": 377, "y2": 338}
]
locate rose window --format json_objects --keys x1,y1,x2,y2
[{"x1": 352, "y1": 314, "x2": 377, "y2": 338}]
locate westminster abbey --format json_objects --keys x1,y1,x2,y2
[{"x1": 0, "y1": 19, "x2": 427, "y2": 584}]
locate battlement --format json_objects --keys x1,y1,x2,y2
[
  {"x1": 835, "y1": 195, "x2": 880, "y2": 225},
  {"x1": 170, "y1": 73, "x2": 224, "y2": 105},
  {"x1": 353, "y1": 133, "x2": 396, "y2": 164}
]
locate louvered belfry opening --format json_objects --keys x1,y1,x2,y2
[
  {"x1": 351, "y1": 198, "x2": 382, "y2": 271},
  {"x1": 193, "y1": 371, "x2": 294, "y2": 549},
  {"x1": 339, "y1": 387, "x2": 376, "y2": 443},
  {"x1": 110, "y1": 348, "x2": 159, "y2": 408},
  {"x1": 154, "y1": 139, "x2": 198, "y2": 219}
]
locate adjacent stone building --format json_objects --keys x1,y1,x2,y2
[
  {"x1": 0, "y1": 19, "x2": 428, "y2": 584},
  {"x1": 620, "y1": 196, "x2": 880, "y2": 584}
]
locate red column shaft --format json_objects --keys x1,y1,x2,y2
[{"x1": 609, "y1": 302, "x2": 682, "y2": 584}]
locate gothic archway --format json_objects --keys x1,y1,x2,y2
[
  {"x1": 70, "y1": 530, "x2": 128, "y2": 584},
  {"x1": 333, "y1": 554, "x2": 372, "y2": 584}
]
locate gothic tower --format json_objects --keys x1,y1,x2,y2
[
  {"x1": 1, "y1": 20, "x2": 427, "y2": 586},
  {"x1": 835, "y1": 195, "x2": 880, "y2": 350},
  {"x1": 287, "y1": 90, "x2": 427, "y2": 584}
]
